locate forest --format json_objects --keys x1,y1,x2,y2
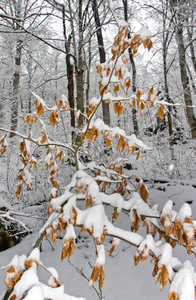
[{"x1": 0, "y1": 0, "x2": 196, "y2": 299}]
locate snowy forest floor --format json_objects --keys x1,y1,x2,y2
[{"x1": 0, "y1": 174, "x2": 196, "y2": 299}]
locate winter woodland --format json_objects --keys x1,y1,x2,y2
[{"x1": 0, "y1": 0, "x2": 196, "y2": 299}]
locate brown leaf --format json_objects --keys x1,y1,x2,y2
[
  {"x1": 136, "y1": 90, "x2": 143, "y2": 102},
  {"x1": 105, "y1": 133, "x2": 112, "y2": 147},
  {"x1": 139, "y1": 184, "x2": 148, "y2": 203},
  {"x1": 117, "y1": 136, "x2": 126, "y2": 152},
  {"x1": 155, "y1": 265, "x2": 169, "y2": 290},
  {"x1": 168, "y1": 292, "x2": 178, "y2": 300},
  {"x1": 136, "y1": 149, "x2": 141, "y2": 161},
  {"x1": 40, "y1": 134, "x2": 47, "y2": 144},
  {"x1": 131, "y1": 209, "x2": 141, "y2": 232},
  {"x1": 0, "y1": 134, "x2": 8, "y2": 155},
  {"x1": 121, "y1": 54, "x2": 128, "y2": 64},
  {"x1": 99, "y1": 266, "x2": 105, "y2": 290},
  {"x1": 35, "y1": 100, "x2": 44, "y2": 116},
  {"x1": 114, "y1": 84, "x2": 120, "y2": 93},
  {"x1": 161, "y1": 265, "x2": 169, "y2": 290},
  {"x1": 96, "y1": 64, "x2": 102, "y2": 75},
  {"x1": 160, "y1": 214, "x2": 172, "y2": 235},
  {"x1": 50, "y1": 112, "x2": 56, "y2": 127},
  {"x1": 112, "y1": 208, "x2": 119, "y2": 223},
  {"x1": 113, "y1": 101, "x2": 124, "y2": 116},
  {"x1": 25, "y1": 258, "x2": 39, "y2": 270},
  {"x1": 158, "y1": 106, "x2": 165, "y2": 120}
]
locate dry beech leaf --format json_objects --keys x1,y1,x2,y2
[
  {"x1": 61, "y1": 238, "x2": 75, "y2": 261},
  {"x1": 160, "y1": 214, "x2": 172, "y2": 235},
  {"x1": 155, "y1": 264, "x2": 169, "y2": 290},
  {"x1": 113, "y1": 101, "x2": 124, "y2": 116},
  {"x1": 0, "y1": 134, "x2": 8, "y2": 155},
  {"x1": 76, "y1": 110, "x2": 81, "y2": 120},
  {"x1": 4, "y1": 266, "x2": 21, "y2": 292},
  {"x1": 105, "y1": 133, "x2": 112, "y2": 147},
  {"x1": 96, "y1": 64, "x2": 102, "y2": 75},
  {"x1": 114, "y1": 84, "x2": 120, "y2": 93},
  {"x1": 35, "y1": 100, "x2": 44, "y2": 116},
  {"x1": 112, "y1": 208, "x2": 119, "y2": 223},
  {"x1": 136, "y1": 90, "x2": 142, "y2": 102},
  {"x1": 139, "y1": 184, "x2": 148, "y2": 203},
  {"x1": 117, "y1": 136, "x2": 126, "y2": 152},
  {"x1": 131, "y1": 209, "x2": 141, "y2": 232},
  {"x1": 143, "y1": 38, "x2": 153, "y2": 51},
  {"x1": 25, "y1": 258, "x2": 39, "y2": 270},
  {"x1": 168, "y1": 291, "x2": 179, "y2": 300},
  {"x1": 40, "y1": 134, "x2": 47, "y2": 144},
  {"x1": 89, "y1": 264, "x2": 105, "y2": 290},
  {"x1": 158, "y1": 106, "x2": 165, "y2": 120},
  {"x1": 50, "y1": 112, "x2": 56, "y2": 127},
  {"x1": 136, "y1": 149, "x2": 141, "y2": 161}
]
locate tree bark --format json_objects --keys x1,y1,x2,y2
[
  {"x1": 10, "y1": 0, "x2": 22, "y2": 137},
  {"x1": 61, "y1": 2, "x2": 76, "y2": 145},
  {"x1": 122, "y1": 0, "x2": 138, "y2": 135},
  {"x1": 176, "y1": 24, "x2": 196, "y2": 138},
  {"x1": 76, "y1": 0, "x2": 84, "y2": 129},
  {"x1": 91, "y1": 0, "x2": 110, "y2": 126}
]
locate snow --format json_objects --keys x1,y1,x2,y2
[
  {"x1": 31, "y1": 91, "x2": 46, "y2": 107},
  {"x1": 100, "y1": 192, "x2": 124, "y2": 213},
  {"x1": 10, "y1": 263, "x2": 39, "y2": 298},
  {"x1": 50, "y1": 191, "x2": 74, "y2": 210},
  {"x1": 138, "y1": 234, "x2": 155, "y2": 253},
  {"x1": 177, "y1": 203, "x2": 192, "y2": 222},
  {"x1": 23, "y1": 169, "x2": 32, "y2": 188},
  {"x1": 161, "y1": 199, "x2": 173, "y2": 214},
  {"x1": 26, "y1": 247, "x2": 40, "y2": 263},
  {"x1": 169, "y1": 260, "x2": 195, "y2": 300},
  {"x1": 64, "y1": 224, "x2": 76, "y2": 240},
  {"x1": 23, "y1": 286, "x2": 44, "y2": 299},
  {"x1": 105, "y1": 220, "x2": 143, "y2": 246},
  {"x1": 108, "y1": 0, "x2": 114, "y2": 10},
  {"x1": 77, "y1": 205, "x2": 106, "y2": 242},
  {"x1": 0, "y1": 195, "x2": 12, "y2": 209},
  {"x1": 117, "y1": 19, "x2": 128, "y2": 27},
  {"x1": 134, "y1": 26, "x2": 153, "y2": 39},
  {"x1": 159, "y1": 243, "x2": 172, "y2": 266},
  {"x1": 89, "y1": 97, "x2": 100, "y2": 107},
  {"x1": 96, "y1": 245, "x2": 105, "y2": 266}
]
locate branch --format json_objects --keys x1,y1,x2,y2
[{"x1": 0, "y1": 13, "x2": 23, "y2": 21}]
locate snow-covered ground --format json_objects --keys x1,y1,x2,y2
[{"x1": 0, "y1": 179, "x2": 195, "y2": 299}]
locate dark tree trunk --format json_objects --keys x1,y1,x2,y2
[
  {"x1": 76, "y1": 0, "x2": 84, "y2": 129},
  {"x1": 122, "y1": 0, "x2": 138, "y2": 135},
  {"x1": 60, "y1": 2, "x2": 76, "y2": 145},
  {"x1": 176, "y1": 24, "x2": 196, "y2": 138},
  {"x1": 91, "y1": 0, "x2": 110, "y2": 126},
  {"x1": 66, "y1": 54, "x2": 76, "y2": 143}
]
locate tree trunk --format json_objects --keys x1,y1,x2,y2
[
  {"x1": 10, "y1": 0, "x2": 22, "y2": 137},
  {"x1": 76, "y1": 0, "x2": 84, "y2": 129},
  {"x1": 85, "y1": 35, "x2": 92, "y2": 112},
  {"x1": 91, "y1": 0, "x2": 110, "y2": 126},
  {"x1": 66, "y1": 53, "x2": 76, "y2": 144},
  {"x1": 122, "y1": 0, "x2": 138, "y2": 135},
  {"x1": 10, "y1": 41, "x2": 22, "y2": 137},
  {"x1": 60, "y1": 2, "x2": 76, "y2": 145},
  {"x1": 186, "y1": 18, "x2": 196, "y2": 74},
  {"x1": 163, "y1": 39, "x2": 174, "y2": 158},
  {"x1": 176, "y1": 24, "x2": 196, "y2": 138}
]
